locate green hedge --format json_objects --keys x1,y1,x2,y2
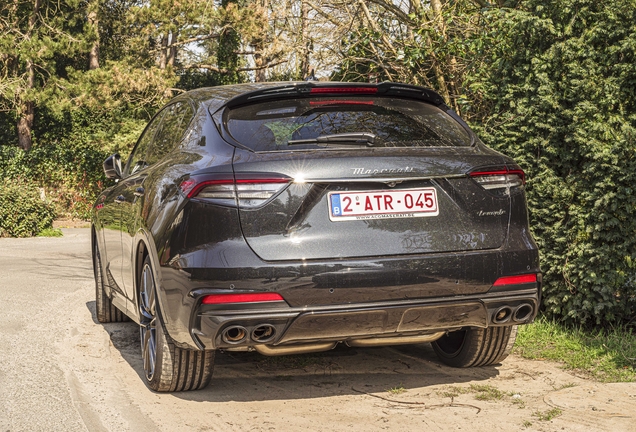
[
  {"x1": 0, "y1": 142, "x2": 108, "y2": 220},
  {"x1": 0, "y1": 178, "x2": 56, "y2": 237},
  {"x1": 472, "y1": 0, "x2": 636, "y2": 324}
]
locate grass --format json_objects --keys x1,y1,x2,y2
[
  {"x1": 514, "y1": 316, "x2": 636, "y2": 382},
  {"x1": 532, "y1": 408, "x2": 563, "y2": 421},
  {"x1": 37, "y1": 227, "x2": 63, "y2": 237},
  {"x1": 556, "y1": 382, "x2": 577, "y2": 390},
  {"x1": 437, "y1": 384, "x2": 510, "y2": 402},
  {"x1": 387, "y1": 384, "x2": 406, "y2": 395},
  {"x1": 469, "y1": 384, "x2": 504, "y2": 401},
  {"x1": 436, "y1": 385, "x2": 470, "y2": 398}
]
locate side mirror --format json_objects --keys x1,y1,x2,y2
[{"x1": 103, "y1": 154, "x2": 123, "y2": 179}]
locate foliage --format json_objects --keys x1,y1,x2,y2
[
  {"x1": 0, "y1": 106, "x2": 145, "y2": 219},
  {"x1": 470, "y1": 0, "x2": 636, "y2": 324},
  {"x1": 469, "y1": 384, "x2": 505, "y2": 401},
  {"x1": 216, "y1": 0, "x2": 246, "y2": 85},
  {"x1": 515, "y1": 318, "x2": 636, "y2": 382},
  {"x1": 38, "y1": 228, "x2": 64, "y2": 237},
  {"x1": 532, "y1": 408, "x2": 563, "y2": 422},
  {"x1": 0, "y1": 178, "x2": 56, "y2": 238},
  {"x1": 331, "y1": 0, "x2": 487, "y2": 116},
  {"x1": 333, "y1": 0, "x2": 636, "y2": 325}
]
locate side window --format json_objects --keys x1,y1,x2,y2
[
  {"x1": 146, "y1": 101, "x2": 195, "y2": 166},
  {"x1": 125, "y1": 111, "x2": 164, "y2": 176}
]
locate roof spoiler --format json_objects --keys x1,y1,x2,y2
[{"x1": 225, "y1": 82, "x2": 446, "y2": 109}]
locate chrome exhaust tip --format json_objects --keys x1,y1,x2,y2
[
  {"x1": 222, "y1": 326, "x2": 248, "y2": 344},
  {"x1": 251, "y1": 324, "x2": 276, "y2": 343}
]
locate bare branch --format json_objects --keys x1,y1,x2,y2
[
  {"x1": 184, "y1": 59, "x2": 288, "y2": 73},
  {"x1": 169, "y1": 32, "x2": 221, "y2": 48},
  {"x1": 357, "y1": 0, "x2": 398, "y2": 55},
  {"x1": 365, "y1": 0, "x2": 415, "y2": 26}
]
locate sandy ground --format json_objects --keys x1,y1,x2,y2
[{"x1": 0, "y1": 228, "x2": 634, "y2": 431}]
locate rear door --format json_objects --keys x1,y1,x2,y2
[
  {"x1": 111, "y1": 108, "x2": 165, "y2": 301},
  {"x1": 224, "y1": 95, "x2": 515, "y2": 261},
  {"x1": 120, "y1": 101, "x2": 195, "y2": 298}
]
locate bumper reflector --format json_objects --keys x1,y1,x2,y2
[
  {"x1": 202, "y1": 293, "x2": 285, "y2": 305},
  {"x1": 493, "y1": 274, "x2": 538, "y2": 286}
]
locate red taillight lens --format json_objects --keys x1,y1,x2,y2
[
  {"x1": 180, "y1": 174, "x2": 290, "y2": 208},
  {"x1": 470, "y1": 168, "x2": 525, "y2": 191},
  {"x1": 202, "y1": 292, "x2": 285, "y2": 305},
  {"x1": 309, "y1": 100, "x2": 375, "y2": 106},
  {"x1": 492, "y1": 274, "x2": 537, "y2": 286},
  {"x1": 180, "y1": 178, "x2": 234, "y2": 199},
  {"x1": 309, "y1": 87, "x2": 378, "y2": 95}
]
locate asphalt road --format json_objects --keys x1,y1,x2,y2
[{"x1": 1, "y1": 229, "x2": 634, "y2": 432}]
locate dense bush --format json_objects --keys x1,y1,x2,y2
[
  {"x1": 0, "y1": 107, "x2": 145, "y2": 220},
  {"x1": 472, "y1": 0, "x2": 636, "y2": 324},
  {"x1": 0, "y1": 178, "x2": 56, "y2": 237}
]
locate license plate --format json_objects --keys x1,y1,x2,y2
[{"x1": 328, "y1": 188, "x2": 439, "y2": 221}]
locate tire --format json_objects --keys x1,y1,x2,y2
[
  {"x1": 94, "y1": 244, "x2": 129, "y2": 323},
  {"x1": 139, "y1": 256, "x2": 215, "y2": 392},
  {"x1": 432, "y1": 326, "x2": 517, "y2": 368}
]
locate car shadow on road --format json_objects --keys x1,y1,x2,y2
[{"x1": 87, "y1": 301, "x2": 501, "y2": 403}]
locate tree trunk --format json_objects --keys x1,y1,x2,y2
[
  {"x1": 17, "y1": 60, "x2": 35, "y2": 150},
  {"x1": 253, "y1": 3, "x2": 268, "y2": 82},
  {"x1": 17, "y1": 100, "x2": 34, "y2": 151},
  {"x1": 16, "y1": 0, "x2": 41, "y2": 151},
  {"x1": 254, "y1": 53, "x2": 266, "y2": 82},
  {"x1": 88, "y1": 6, "x2": 100, "y2": 69},
  {"x1": 167, "y1": 30, "x2": 177, "y2": 67},
  {"x1": 159, "y1": 34, "x2": 168, "y2": 69},
  {"x1": 427, "y1": 0, "x2": 456, "y2": 112},
  {"x1": 300, "y1": 0, "x2": 310, "y2": 79}
]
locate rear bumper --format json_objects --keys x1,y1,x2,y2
[
  {"x1": 190, "y1": 286, "x2": 539, "y2": 350},
  {"x1": 158, "y1": 229, "x2": 540, "y2": 350}
]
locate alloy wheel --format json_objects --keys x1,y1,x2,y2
[{"x1": 139, "y1": 262, "x2": 157, "y2": 381}]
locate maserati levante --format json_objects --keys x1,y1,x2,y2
[{"x1": 91, "y1": 81, "x2": 541, "y2": 392}]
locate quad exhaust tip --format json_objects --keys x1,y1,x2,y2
[
  {"x1": 222, "y1": 326, "x2": 248, "y2": 344},
  {"x1": 251, "y1": 325, "x2": 276, "y2": 343},
  {"x1": 221, "y1": 324, "x2": 277, "y2": 345},
  {"x1": 513, "y1": 304, "x2": 533, "y2": 323},
  {"x1": 492, "y1": 306, "x2": 512, "y2": 324},
  {"x1": 491, "y1": 304, "x2": 535, "y2": 325}
]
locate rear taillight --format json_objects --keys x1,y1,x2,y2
[
  {"x1": 309, "y1": 100, "x2": 375, "y2": 106},
  {"x1": 201, "y1": 292, "x2": 285, "y2": 305},
  {"x1": 179, "y1": 174, "x2": 290, "y2": 208},
  {"x1": 492, "y1": 274, "x2": 537, "y2": 286},
  {"x1": 470, "y1": 168, "x2": 525, "y2": 191}
]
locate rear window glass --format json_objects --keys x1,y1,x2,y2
[{"x1": 224, "y1": 97, "x2": 471, "y2": 151}]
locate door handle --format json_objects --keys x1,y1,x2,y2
[
  {"x1": 114, "y1": 195, "x2": 126, "y2": 204},
  {"x1": 134, "y1": 187, "x2": 145, "y2": 197}
]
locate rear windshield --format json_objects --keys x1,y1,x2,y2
[{"x1": 223, "y1": 97, "x2": 471, "y2": 152}]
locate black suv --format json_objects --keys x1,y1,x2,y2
[{"x1": 92, "y1": 82, "x2": 541, "y2": 392}]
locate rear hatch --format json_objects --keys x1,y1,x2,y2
[{"x1": 217, "y1": 84, "x2": 521, "y2": 261}]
